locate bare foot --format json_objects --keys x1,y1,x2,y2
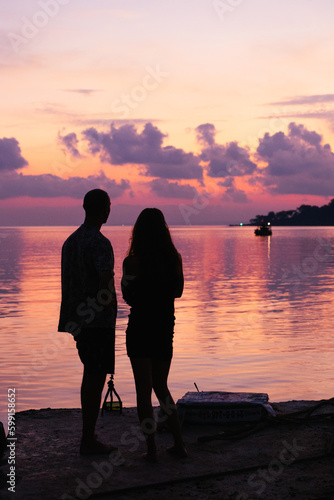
[
  {"x1": 166, "y1": 445, "x2": 188, "y2": 458},
  {"x1": 80, "y1": 439, "x2": 118, "y2": 456}
]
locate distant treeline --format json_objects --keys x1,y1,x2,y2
[{"x1": 250, "y1": 199, "x2": 334, "y2": 226}]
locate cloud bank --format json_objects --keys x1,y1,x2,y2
[
  {"x1": 0, "y1": 137, "x2": 28, "y2": 171},
  {"x1": 68, "y1": 122, "x2": 203, "y2": 180},
  {"x1": 255, "y1": 122, "x2": 334, "y2": 195},
  {"x1": 0, "y1": 171, "x2": 130, "y2": 200},
  {"x1": 149, "y1": 178, "x2": 198, "y2": 199},
  {"x1": 196, "y1": 123, "x2": 257, "y2": 179},
  {"x1": 2, "y1": 121, "x2": 334, "y2": 203}
]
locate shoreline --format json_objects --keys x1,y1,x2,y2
[{"x1": 1, "y1": 399, "x2": 334, "y2": 499}]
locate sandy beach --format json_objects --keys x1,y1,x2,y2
[{"x1": 0, "y1": 399, "x2": 334, "y2": 500}]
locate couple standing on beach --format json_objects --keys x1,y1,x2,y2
[{"x1": 58, "y1": 189, "x2": 187, "y2": 462}]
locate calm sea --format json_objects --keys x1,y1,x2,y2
[{"x1": 1, "y1": 225, "x2": 334, "y2": 425}]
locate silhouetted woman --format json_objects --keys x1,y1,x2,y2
[{"x1": 122, "y1": 208, "x2": 187, "y2": 462}]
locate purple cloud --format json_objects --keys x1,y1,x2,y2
[
  {"x1": 196, "y1": 124, "x2": 257, "y2": 178},
  {"x1": 265, "y1": 94, "x2": 334, "y2": 132},
  {"x1": 288, "y1": 122, "x2": 322, "y2": 148},
  {"x1": 58, "y1": 132, "x2": 82, "y2": 159},
  {"x1": 80, "y1": 122, "x2": 203, "y2": 180},
  {"x1": 196, "y1": 123, "x2": 216, "y2": 146},
  {"x1": 7, "y1": 122, "x2": 334, "y2": 203},
  {"x1": 63, "y1": 89, "x2": 102, "y2": 96},
  {"x1": 271, "y1": 94, "x2": 334, "y2": 106},
  {"x1": 0, "y1": 171, "x2": 130, "y2": 200},
  {"x1": 256, "y1": 131, "x2": 293, "y2": 160},
  {"x1": 219, "y1": 178, "x2": 249, "y2": 203},
  {"x1": 256, "y1": 122, "x2": 334, "y2": 195},
  {"x1": 0, "y1": 137, "x2": 28, "y2": 171},
  {"x1": 150, "y1": 179, "x2": 198, "y2": 199},
  {"x1": 219, "y1": 177, "x2": 234, "y2": 188}
]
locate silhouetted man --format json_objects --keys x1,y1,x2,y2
[{"x1": 58, "y1": 189, "x2": 117, "y2": 455}]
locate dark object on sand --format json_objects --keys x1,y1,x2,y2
[
  {"x1": 102, "y1": 375, "x2": 123, "y2": 415},
  {"x1": 177, "y1": 391, "x2": 275, "y2": 425}
]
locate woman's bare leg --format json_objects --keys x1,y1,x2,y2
[
  {"x1": 152, "y1": 358, "x2": 187, "y2": 457},
  {"x1": 130, "y1": 357, "x2": 158, "y2": 462}
]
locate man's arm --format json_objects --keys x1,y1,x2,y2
[{"x1": 99, "y1": 270, "x2": 117, "y2": 309}]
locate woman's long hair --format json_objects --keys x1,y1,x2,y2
[{"x1": 127, "y1": 208, "x2": 179, "y2": 273}]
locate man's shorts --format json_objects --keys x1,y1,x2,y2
[{"x1": 76, "y1": 327, "x2": 115, "y2": 374}]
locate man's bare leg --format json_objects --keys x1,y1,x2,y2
[{"x1": 80, "y1": 366, "x2": 117, "y2": 455}]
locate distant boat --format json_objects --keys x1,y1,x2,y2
[{"x1": 255, "y1": 223, "x2": 272, "y2": 236}]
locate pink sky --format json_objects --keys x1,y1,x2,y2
[{"x1": 1, "y1": 0, "x2": 334, "y2": 225}]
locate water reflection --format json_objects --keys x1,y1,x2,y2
[
  {"x1": 0, "y1": 226, "x2": 334, "y2": 419},
  {"x1": 170, "y1": 226, "x2": 334, "y2": 403},
  {"x1": 0, "y1": 228, "x2": 24, "y2": 317}
]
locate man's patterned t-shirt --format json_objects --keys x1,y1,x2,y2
[{"x1": 58, "y1": 224, "x2": 116, "y2": 336}]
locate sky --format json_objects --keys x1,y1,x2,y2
[{"x1": 1, "y1": 0, "x2": 334, "y2": 225}]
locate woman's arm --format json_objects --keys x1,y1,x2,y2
[
  {"x1": 174, "y1": 254, "x2": 184, "y2": 298},
  {"x1": 121, "y1": 256, "x2": 138, "y2": 306}
]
